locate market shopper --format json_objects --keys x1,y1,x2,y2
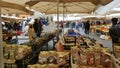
[
  {"x1": 109, "y1": 18, "x2": 120, "y2": 55},
  {"x1": 76, "y1": 21, "x2": 80, "y2": 31},
  {"x1": 72, "y1": 22, "x2": 76, "y2": 28},
  {"x1": 84, "y1": 20, "x2": 90, "y2": 34},
  {"x1": 4, "y1": 22, "x2": 13, "y2": 33},
  {"x1": 28, "y1": 24, "x2": 35, "y2": 41},
  {"x1": 13, "y1": 22, "x2": 19, "y2": 31},
  {"x1": 33, "y1": 19, "x2": 43, "y2": 37}
]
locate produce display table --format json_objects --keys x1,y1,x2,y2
[
  {"x1": 3, "y1": 31, "x2": 22, "y2": 39},
  {"x1": 96, "y1": 28, "x2": 109, "y2": 35},
  {"x1": 2, "y1": 31, "x2": 21, "y2": 44}
]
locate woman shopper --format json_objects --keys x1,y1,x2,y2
[{"x1": 28, "y1": 24, "x2": 35, "y2": 41}]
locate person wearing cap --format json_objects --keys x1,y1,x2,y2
[{"x1": 109, "y1": 18, "x2": 120, "y2": 55}]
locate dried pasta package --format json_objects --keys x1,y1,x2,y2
[
  {"x1": 57, "y1": 52, "x2": 69, "y2": 66},
  {"x1": 15, "y1": 45, "x2": 31, "y2": 60},
  {"x1": 96, "y1": 65, "x2": 104, "y2": 68},
  {"x1": 47, "y1": 51, "x2": 57, "y2": 64},
  {"x1": 114, "y1": 46, "x2": 120, "y2": 52},
  {"x1": 88, "y1": 67, "x2": 97, "y2": 68},
  {"x1": 57, "y1": 57, "x2": 66, "y2": 66},
  {"x1": 39, "y1": 51, "x2": 49, "y2": 57},
  {"x1": 80, "y1": 52, "x2": 88, "y2": 65},
  {"x1": 72, "y1": 54, "x2": 80, "y2": 64},
  {"x1": 47, "y1": 64, "x2": 59, "y2": 68},
  {"x1": 71, "y1": 46, "x2": 79, "y2": 55},
  {"x1": 114, "y1": 52, "x2": 120, "y2": 58},
  {"x1": 36, "y1": 64, "x2": 47, "y2": 68},
  {"x1": 28, "y1": 65, "x2": 36, "y2": 68},
  {"x1": 79, "y1": 66, "x2": 88, "y2": 68},
  {"x1": 102, "y1": 48, "x2": 110, "y2": 53},
  {"x1": 49, "y1": 51, "x2": 57, "y2": 57},
  {"x1": 87, "y1": 48, "x2": 95, "y2": 67},
  {"x1": 38, "y1": 51, "x2": 49, "y2": 64},
  {"x1": 94, "y1": 47, "x2": 102, "y2": 66},
  {"x1": 2, "y1": 42, "x2": 7, "y2": 47},
  {"x1": 71, "y1": 47, "x2": 80, "y2": 65},
  {"x1": 93, "y1": 45, "x2": 102, "y2": 53},
  {"x1": 114, "y1": 46, "x2": 120, "y2": 58},
  {"x1": 101, "y1": 54, "x2": 111, "y2": 67},
  {"x1": 94, "y1": 53, "x2": 101, "y2": 66},
  {"x1": 55, "y1": 41, "x2": 64, "y2": 52},
  {"x1": 72, "y1": 64, "x2": 79, "y2": 68},
  {"x1": 87, "y1": 53, "x2": 95, "y2": 66}
]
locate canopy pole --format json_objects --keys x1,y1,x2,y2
[
  {"x1": 0, "y1": 0, "x2": 4, "y2": 67},
  {"x1": 57, "y1": 0, "x2": 59, "y2": 29},
  {"x1": 63, "y1": 3, "x2": 65, "y2": 34}
]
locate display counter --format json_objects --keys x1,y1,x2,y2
[
  {"x1": 90, "y1": 24, "x2": 111, "y2": 40},
  {"x1": 3, "y1": 33, "x2": 17, "y2": 39},
  {"x1": 70, "y1": 36, "x2": 114, "y2": 68},
  {"x1": 3, "y1": 31, "x2": 22, "y2": 39}
]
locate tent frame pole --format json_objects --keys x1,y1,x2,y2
[
  {"x1": 63, "y1": 3, "x2": 65, "y2": 34},
  {"x1": 0, "y1": 0, "x2": 4, "y2": 67},
  {"x1": 57, "y1": 0, "x2": 59, "y2": 29}
]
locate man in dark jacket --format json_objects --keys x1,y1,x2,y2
[
  {"x1": 84, "y1": 20, "x2": 90, "y2": 34},
  {"x1": 33, "y1": 19, "x2": 43, "y2": 37},
  {"x1": 109, "y1": 18, "x2": 120, "y2": 55}
]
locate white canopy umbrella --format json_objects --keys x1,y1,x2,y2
[{"x1": 0, "y1": 0, "x2": 33, "y2": 14}]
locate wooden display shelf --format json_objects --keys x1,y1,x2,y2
[
  {"x1": 96, "y1": 28, "x2": 109, "y2": 35},
  {"x1": 4, "y1": 59, "x2": 16, "y2": 68},
  {"x1": 3, "y1": 33, "x2": 18, "y2": 38}
]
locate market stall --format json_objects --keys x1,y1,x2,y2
[{"x1": 1, "y1": 0, "x2": 120, "y2": 68}]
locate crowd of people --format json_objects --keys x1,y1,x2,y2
[
  {"x1": 2, "y1": 17, "x2": 120, "y2": 47},
  {"x1": 61, "y1": 19, "x2": 111, "y2": 35},
  {"x1": 2, "y1": 18, "x2": 48, "y2": 42},
  {"x1": 62, "y1": 20, "x2": 91, "y2": 35}
]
